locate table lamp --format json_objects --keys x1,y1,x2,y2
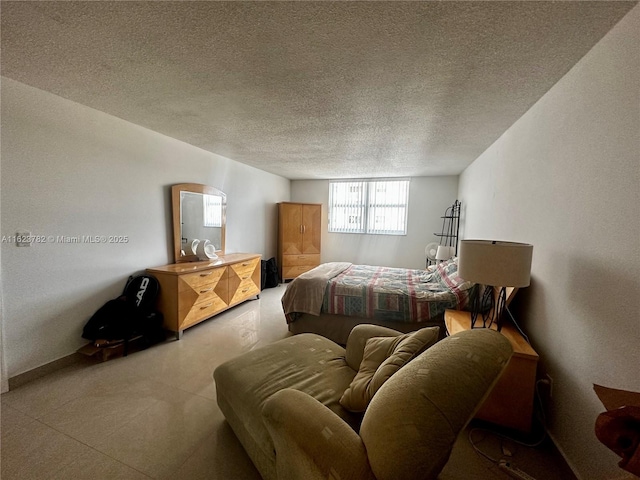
[
  {"x1": 435, "y1": 245, "x2": 454, "y2": 262},
  {"x1": 458, "y1": 240, "x2": 533, "y2": 331}
]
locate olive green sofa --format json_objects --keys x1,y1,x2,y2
[{"x1": 214, "y1": 325, "x2": 512, "y2": 480}]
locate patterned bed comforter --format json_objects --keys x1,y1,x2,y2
[{"x1": 321, "y1": 259, "x2": 473, "y2": 323}]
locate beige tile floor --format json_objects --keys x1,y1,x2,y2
[{"x1": 1, "y1": 284, "x2": 576, "y2": 479}]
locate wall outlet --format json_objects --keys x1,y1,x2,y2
[
  {"x1": 535, "y1": 374, "x2": 554, "y2": 422},
  {"x1": 545, "y1": 374, "x2": 553, "y2": 398}
]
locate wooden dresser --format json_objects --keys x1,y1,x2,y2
[
  {"x1": 445, "y1": 309, "x2": 539, "y2": 432},
  {"x1": 147, "y1": 253, "x2": 261, "y2": 339},
  {"x1": 277, "y1": 202, "x2": 322, "y2": 281}
]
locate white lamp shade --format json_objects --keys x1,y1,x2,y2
[
  {"x1": 458, "y1": 240, "x2": 533, "y2": 287},
  {"x1": 435, "y1": 245, "x2": 454, "y2": 260}
]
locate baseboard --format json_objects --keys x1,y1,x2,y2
[
  {"x1": 8, "y1": 352, "x2": 88, "y2": 390},
  {"x1": 546, "y1": 430, "x2": 582, "y2": 480}
]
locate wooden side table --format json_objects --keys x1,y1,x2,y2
[{"x1": 445, "y1": 309, "x2": 539, "y2": 433}]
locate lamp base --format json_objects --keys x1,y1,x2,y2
[{"x1": 470, "y1": 285, "x2": 508, "y2": 331}]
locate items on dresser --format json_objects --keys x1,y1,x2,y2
[
  {"x1": 277, "y1": 202, "x2": 322, "y2": 281},
  {"x1": 147, "y1": 253, "x2": 261, "y2": 339}
]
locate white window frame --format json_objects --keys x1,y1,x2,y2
[{"x1": 328, "y1": 179, "x2": 410, "y2": 235}]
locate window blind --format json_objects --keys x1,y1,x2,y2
[
  {"x1": 328, "y1": 181, "x2": 367, "y2": 233},
  {"x1": 329, "y1": 179, "x2": 409, "y2": 235},
  {"x1": 367, "y1": 180, "x2": 409, "y2": 235}
]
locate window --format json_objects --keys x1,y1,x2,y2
[{"x1": 328, "y1": 179, "x2": 409, "y2": 235}]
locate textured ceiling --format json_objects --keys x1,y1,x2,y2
[{"x1": 1, "y1": 1, "x2": 636, "y2": 179}]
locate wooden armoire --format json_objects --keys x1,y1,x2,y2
[{"x1": 277, "y1": 202, "x2": 322, "y2": 281}]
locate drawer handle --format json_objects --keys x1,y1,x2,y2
[
  {"x1": 242, "y1": 288, "x2": 249, "y2": 293},
  {"x1": 242, "y1": 262, "x2": 249, "y2": 266},
  {"x1": 200, "y1": 288, "x2": 213, "y2": 293},
  {"x1": 200, "y1": 303, "x2": 213, "y2": 309},
  {"x1": 242, "y1": 276, "x2": 249, "y2": 280},
  {"x1": 199, "y1": 272, "x2": 213, "y2": 277}
]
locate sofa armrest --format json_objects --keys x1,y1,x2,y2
[
  {"x1": 345, "y1": 324, "x2": 403, "y2": 370},
  {"x1": 262, "y1": 388, "x2": 374, "y2": 480}
]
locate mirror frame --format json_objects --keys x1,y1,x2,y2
[{"x1": 171, "y1": 183, "x2": 226, "y2": 263}]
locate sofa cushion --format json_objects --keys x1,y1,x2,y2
[
  {"x1": 340, "y1": 326, "x2": 439, "y2": 412},
  {"x1": 344, "y1": 324, "x2": 404, "y2": 371},
  {"x1": 214, "y1": 333, "x2": 360, "y2": 463}
]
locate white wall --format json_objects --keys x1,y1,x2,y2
[
  {"x1": 0, "y1": 157, "x2": 7, "y2": 393},
  {"x1": 291, "y1": 177, "x2": 459, "y2": 269},
  {"x1": 0, "y1": 78, "x2": 290, "y2": 378},
  {"x1": 458, "y1": 5, "x2": 639, "y2": 479}
]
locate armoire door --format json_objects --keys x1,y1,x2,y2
[
  {"x1": 301, "y1": 204, "x2": 321, "y2": 254},
  {"x1": 280, "y1": 203, "x2": 303, "y2": 255}
]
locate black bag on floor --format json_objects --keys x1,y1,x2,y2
[
  {"x1": 261, "y1": 257, "x2": 279, "y2": 290},
  {"x1": 82, "y1": 274, "x2": 164, "y2": 354}
]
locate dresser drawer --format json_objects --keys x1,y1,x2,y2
[
  {"x1": 178, "y1": 267, "x2": 228, "y2": 302},
  {"x1": 229, "y1": 257, "x2": 260, "y2": 277},
  {"x1": 182, "y1": 296, "x2": 228, "y2": 329},
  {"x1": 282, "y1": 265, "x2": 317, "y2": 279},
  {"x1": 187, "y1": 282, "x2": 222, "y2": 299},
  {"x1": 229, "y1": 279, "x2": 260, "y2": 305},
  {"x1": 192, "y1": 285, "x2": 226, "y2": 306},
  {"x1": 232, "y1": 268, "x2": 258, "y2": 284},
  {"x1": 282, "y1": 254, "x2": 320, "y2": 267},
  {"x1": 177, "y1": 279, "x2": 229, "y2": 323},
  {"x1": 181, "y1": 267, "x2": 227, "y2": 289}
]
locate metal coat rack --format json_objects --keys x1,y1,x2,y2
[{"x1": 427, "y1": 200, "x2": 461, "y2": 266}]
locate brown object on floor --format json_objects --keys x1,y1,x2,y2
[
  {"x1": 77, "y1": 334, "x2": 148, "y2": 362},
  {"x1": 594, "y1": 384, "x2": 640, "y2": 477},
  {"x1": 77, "y1": 339, "x2": 129, "y2": 362}
]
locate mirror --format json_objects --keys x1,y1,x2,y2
[{"x1": 172, "y1": 183, "x2": 226, "y2": 263}]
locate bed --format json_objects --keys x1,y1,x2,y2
[{"x1": 281, "y1": 258, "x2": 474, "y2": 345}]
